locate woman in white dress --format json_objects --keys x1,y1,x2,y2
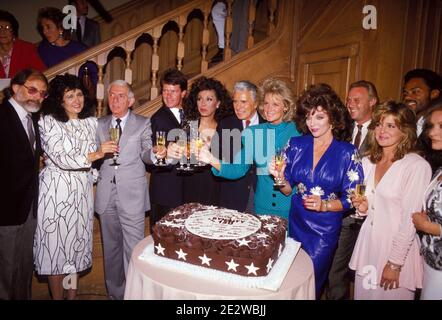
[{"x1": 34, "y1": 74, "x2": 117, "y2": 300}]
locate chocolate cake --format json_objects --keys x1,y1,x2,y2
[{"x1": 151, "y1": 203, "x2": 287, "y2": 277}]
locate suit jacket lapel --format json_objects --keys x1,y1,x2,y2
[
  {"x1": 8, "y1": 102, "x2": 34, "y2": 158},
  {"x1": 118, "y1": 111, "x2": 136, "y2": 152},
  {"x1": 163, "y1": 106, "x2": 181, "y2": 127}
]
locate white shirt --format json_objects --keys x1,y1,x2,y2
[
  {"x1": 169, "y1": 107, "x2": 183, "y2": 123},
  {"x1": 417, "y1": 116, "x2": 425, "y2": 137},
  {"x1": 242, "y1": 111, "x2": 259, "y2": 129},
  {"x1": 78, "y1": 16, "x2": 86, "y2": 39},
  {"x1": 111, "y1": 111, "x2": 130, "y2": 132},
  {"x1": 9, "y1": 97, "x2": 34, "y2": 141},
  {"x1": 351, "y1": 120, "x2": 371, "y2": 147}
]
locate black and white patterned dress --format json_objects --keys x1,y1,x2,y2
[{"x1": 34, "y1": 115, "x2": 98, "y2": 275}]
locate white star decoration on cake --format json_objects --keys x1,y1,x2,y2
[
  {"x1": 245, "y1": 262, "x2": 259, "y2": 275},
  {"x1": 256, "y1": 232, "x2": 269, "y2": 239},
  {"x1": 175, "y1": 248, "x2": 187, "y2": 261},
  {"x1": 225, "y1": 259, "x2": 239, "y2": 272},
  {"x1": 155, "y1": 243, "x2": 165, "y2": 256},
  {"x1": 198, "y1": 254, "x2": 212, "y2": 266},
  {"x1": 160, "y1": 220, "x2": 175, "y2": 227},
  {"x1": 173, "y1": 218, "x2": 186, "y2": 224},
  {"x1": 278, "y1": 244, "x2": 283, "y2": 257},
  {"x1": 259, "y1": 215, "x2": 271, "y2": 221},
  {"x1": 266, "y1": 258, "x2": 274, "y2": 273},
  {"x1": 169, "y1": 211, "x2": 181, "y2": 216},
  {"x1": 264, "y1": 223, "x2": 277, "y2": 231},
  {"x1": 237, "y1": 238, "x2": 251, "y2": 246}
]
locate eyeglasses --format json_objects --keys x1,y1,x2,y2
[
  {"x1": 23, "y1": 84, "x2": 48, "y2": 99},
  {"x1": 0, "y1": 25, "x2": 12, "y2": 33}
]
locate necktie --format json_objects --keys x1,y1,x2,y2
[
  {"x1": 245, "y1": 120, "x2": 251, "y2": 128},
  {"x1": 26, "y1": 114, "x2": 35, "y2": 153},
  {"x1": 76, "y1": 19, "x2": 82, "y2": 42},
  {"x1": 116, "y1": 118, "x2": 122, "y2": 137},
  {"x1": 354, "y1": 124, "x2": 363, "y2": 149},
  {"x1": 178, "y1": 108, "x2": 185, "y2": 124}
]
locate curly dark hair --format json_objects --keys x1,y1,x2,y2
[
  {"x1": 0, "y1": 10, "x2": 19, "y2": 37},
  {"x1": 417, "y1": 97, "x2": 442, "y2": 173},
  {"x1": 183, "y1": 76, "x2": 233, "y2": 122},
  {"x1": 295, "y1": 83, "x2": 352, "y2": 141},
  {"x1": 41, "y1": 74, "x2": 95, "y2": 122}
]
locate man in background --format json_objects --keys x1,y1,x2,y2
[{"x1": 70, "y1": 0, "x2": 101, "y2": 48}]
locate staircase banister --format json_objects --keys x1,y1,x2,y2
[{"x1": 44, "y1": 0, "x2": 209, "y2": 79}]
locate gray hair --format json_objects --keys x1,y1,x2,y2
[
  {"x1": 233, "y1": 80, "x2": 258, "y2": 102},
  {"x1": 108, "y1": 80, "x2": 135, "y2": 99}
]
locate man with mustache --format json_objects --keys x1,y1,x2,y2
[
  {"x1": 0, "y1": 68, "x2": 48, "y2": 299},
  {"x1": 403, "y1": 69, "x2": 442, "y2": 136}
]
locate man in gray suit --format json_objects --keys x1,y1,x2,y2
[
  {"x1": 326, "y1": 80, "x2": 379, "y2": 300},
  {"x1": 95, "y1": 80, "x2": 153, "y2": 300},
  {"x1": 70, "y1": 0, "x2": 101, "y2": 48}
]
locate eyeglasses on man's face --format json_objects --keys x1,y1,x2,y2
[{"x1": 22, "y1": 84, "x2": 48, "y2": 99}]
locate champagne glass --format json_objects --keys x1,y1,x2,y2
[
  {"x1": 183, "y1": 140, "x2": 194, "y2": 172},
  {"x1": 109, "y1": 127, "x2": 121, "y2": 166},
  {"x1": 176, "y1": 139, "x2": 186, "y2": 171},
  {"x1": 273, "y1": 148, "x2": 286, "y2": 187},
  {"x1": 194, "y1": 134, "x2": 204, "y2": 167},
  {"x1": 155, "y1": 131, "x2": 167, "y2": 166},
  {"x1": 350, "y1": 183, "x2": 366, "y2": 219}
]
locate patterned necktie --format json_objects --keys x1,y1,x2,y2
[
  {"x1": 116, "y1": 118, "x2": 122, "y2": 137},
  {"x1": 245, "y1": 119, "x2": 251, "y2": 128},
  {"x1": 178, "y1": 108, "x2": 185, "y2": 124},
  {"x1": 76, "y1": 19, "x2": 82, "y2": 42},
  {"x1": 26, "y1": 114, "x2": 35, "y2": 153},
  {"x1": 354, "y1": 124, "x2": 363, "y2": 149}
]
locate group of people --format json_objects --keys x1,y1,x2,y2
[
  {"x1": 0, "y1": 1, "x2": 100, "y2": 80},
  {"x1": 0, "y1": 64, "x2": 441, "y2": 301}
]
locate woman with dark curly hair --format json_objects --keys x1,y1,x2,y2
[
  {"x1": 269, "y1": 83, "x2": 363, "y2": 298},
  {"x1": 199, "y1": 78, "x2": 301, "y2": 216},
  {"x1": 349, "y1": 102, "x2": 432, "y2": 299},
  {"x1": 34, "y1": 74, "x2": 116, "y2": 300},
  {"x1": 412, "y1": 99, "x2": 442, "y2": 300},
  {"x1": 169, "y1": 76, "x2": 233, "y2": 205}
]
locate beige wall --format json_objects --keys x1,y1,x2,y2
[{"x1": 2, "y1": 0, "x2": 132, "y2": 43}]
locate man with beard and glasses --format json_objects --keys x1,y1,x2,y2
[
  {"x1": 403, "y1": 69, "x2": 442, "y2": 136},
  {"x1": 0, "y1": 68, "x2": 48, "y2": 299}
]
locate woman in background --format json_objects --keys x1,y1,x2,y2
[
  {"x1": 269, "y1": 83, "x2": 362, "y2": 298},
  {"x1": 0, "y1": 10, "x2": 45, "y2": 78},
  {"x1": 34, "y1": 74, "x2": 116, "y2": 299},
  {"x1": 349, "y1": 101, "x2": 432, "y2": 299},
  {"x1": 413, "y1": 98, "x2": 442, "y2": 300}
]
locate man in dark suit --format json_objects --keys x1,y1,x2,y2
[
  {"x1": 326, "y1": 80, "x2": 379, "y2": 300},
  {"x1": 0, "y1": 69, "x2": 48, "y2": 300},
  {"x1": 70, "y1": 0, "x2": 101, "y2": 48},
  {"x1": 148, "y1": 69, "x2": 188, "y2": 232},
  {"x1": 218, "y1": 80, "x2": 264, "y2": 212}
]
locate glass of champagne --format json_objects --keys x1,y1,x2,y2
[
  {"x1": 194, "y1": 134, "x2": 204, "y2": 167},
  {"x1": 176, "y1": 139, "x2": 186, "y2": 171},
  {"x1": 350, "y1": 183, "x2": 366, "y2": 219},
  {"x1": 273, "y1": 149, "x2": 286, "y2": 187},
  {"x1": 155, "y1": 131, "x2": 167, "y2": 166},
  {"x1": 109, "y1": 127, "x2": 121, "y2": 166},
  {"x1": 183, "y1": 140, "x2": 194, "y2": 171}
]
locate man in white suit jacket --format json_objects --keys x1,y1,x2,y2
[{"x1": 95, "y1": 80, "x2": 152, "y2": 300}]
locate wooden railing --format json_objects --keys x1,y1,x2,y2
[{"x1": 43, "y1": 0, "x2": 279, "y2": 116}]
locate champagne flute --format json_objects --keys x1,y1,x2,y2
[
  {"x1": 350, "y1": 183, "x2": 366, "y2": 219},
  {"x1": 273, "y1": 148, "x2": 286, "y2": 187},
  {"x1": 109, "y1": 127, "x2": 121, "y2": 166},
  {"x1": 155, "y1": 131, "x2": 167, "y2": 166},
  {"x1": 194, "y1": 134, "x2": 204, "y2": 167},
  {"x1": 176, "y1": 139, "x2": 186, "y2": 171},
  {"x1": 183, "y1": 140, "x2": 194, "y2": 171}
]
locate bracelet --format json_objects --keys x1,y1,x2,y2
[{"x1": 386, "y1": 261, "x2": 402, "y2": 271}]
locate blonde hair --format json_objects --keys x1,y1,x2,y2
[
  {"x1": 258, "y1": 78, "x2": 295, "y2": 122},
  {"x1": 368, "y1": 101, "x2": 417, "y2": 163}
]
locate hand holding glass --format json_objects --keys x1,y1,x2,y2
[
  {"x1": 155, "y1": 131, "x2": 167, "y2": 166},
  {"x1": 350, "y1": 183, "x2": 367, "y2": 219},
  {"x1": 273, "y1": 150, "x2": 286, "y2": 187},
  {"x1": 109, "y1": 128, "x2": 120, "y2": 166}
]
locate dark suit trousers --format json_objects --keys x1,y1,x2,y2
[
  {"x1": 0, "y1": 210, "x2": 37, "y2": 300},
  {"x1": 326, "y1": 215, "x2": 362, "y2": 300}
]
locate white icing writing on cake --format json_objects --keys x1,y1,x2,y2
[{"x1": 185, "y1": 209, "x2": 261, "y2": 240}]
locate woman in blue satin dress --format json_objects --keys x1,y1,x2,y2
[{"x1": 269, "y1": 83, "x2": 364, "y2": 298}]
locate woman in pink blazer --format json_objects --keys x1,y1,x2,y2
[{"x1": 349, "y1": 101, "x2": 432, "y2": 299}]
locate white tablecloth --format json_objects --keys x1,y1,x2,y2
[{"x1": 124, "y1": 236, "x2": 315, "y2": 300}]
